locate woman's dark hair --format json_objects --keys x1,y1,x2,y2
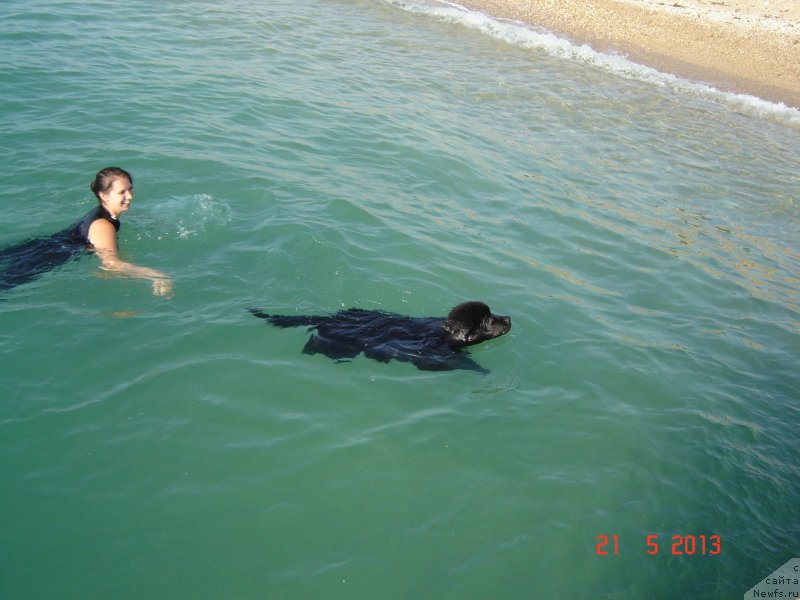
[{"x1": 90, "y1": 167, "x2": 132, "y2": 202}]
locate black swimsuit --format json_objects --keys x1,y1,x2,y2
[{"x1": 0, "y1": 205, "x2": 119, "y2": 293}]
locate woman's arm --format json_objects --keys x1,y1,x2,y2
[{"x1": 88, "y1": 218, "x2": 173, "y2": 297}]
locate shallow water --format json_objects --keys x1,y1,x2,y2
[{"x1": 1, "y1": 1, "x2": 798, "y2": 598}]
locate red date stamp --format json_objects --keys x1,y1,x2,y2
[{"x1": 596, "y1": 534, "x2": 722, "y2": 556}]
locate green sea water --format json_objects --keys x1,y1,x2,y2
[{"x1": 1, "y1": 1, "x2": 799, "y2": 598}]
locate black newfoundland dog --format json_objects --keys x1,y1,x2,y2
[{"x1": 249, "y1": 301, "x2": 511, "y2": 373}]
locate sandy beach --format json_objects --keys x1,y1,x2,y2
[{"x1": 456, "y1": 0, "x2": 800, "y2": 108}]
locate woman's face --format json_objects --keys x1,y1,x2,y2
[{"x1": 99, "y1": 176, "x2": 133, "y2": 218}]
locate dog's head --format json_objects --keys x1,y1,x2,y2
[{"x1": 442, "y1": 301, "x2": 511, "y2": 347}]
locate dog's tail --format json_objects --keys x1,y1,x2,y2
[{"x1": 249, "y1": 308, "x2": 325, "y2": 328}]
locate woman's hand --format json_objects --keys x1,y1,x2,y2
[
  {"x1": 151, "y1": 275, "x2": 173, "y2": 298},
  {"x1": 132, "y1": 266, "x2": 173, "y2": 297}
]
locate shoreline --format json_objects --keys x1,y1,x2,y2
[{"x1": 455, "y1": 0, "x2": 800, "y2": 109}]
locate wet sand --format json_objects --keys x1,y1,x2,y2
[{"x1": 455, "y1": 0, "x2": 800, "y2": 108}]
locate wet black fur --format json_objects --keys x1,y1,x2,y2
[{"x1": 249, "y1": 301, "x2": 511, "y2": 373}]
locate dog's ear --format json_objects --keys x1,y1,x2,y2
[
  {"x1": 447, "y1": 301, "x2": 490, "y2": 326},
  {"x1": 443, "y1": 302, "x2": 491, "y2": 343}
]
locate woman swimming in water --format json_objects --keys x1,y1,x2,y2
[{"x1": 0, "y1": 167, "x2": 172, "y2": 296}]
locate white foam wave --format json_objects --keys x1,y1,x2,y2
[{"x1": 384, "y1": 0, "x2": 800, "y2": 127}]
